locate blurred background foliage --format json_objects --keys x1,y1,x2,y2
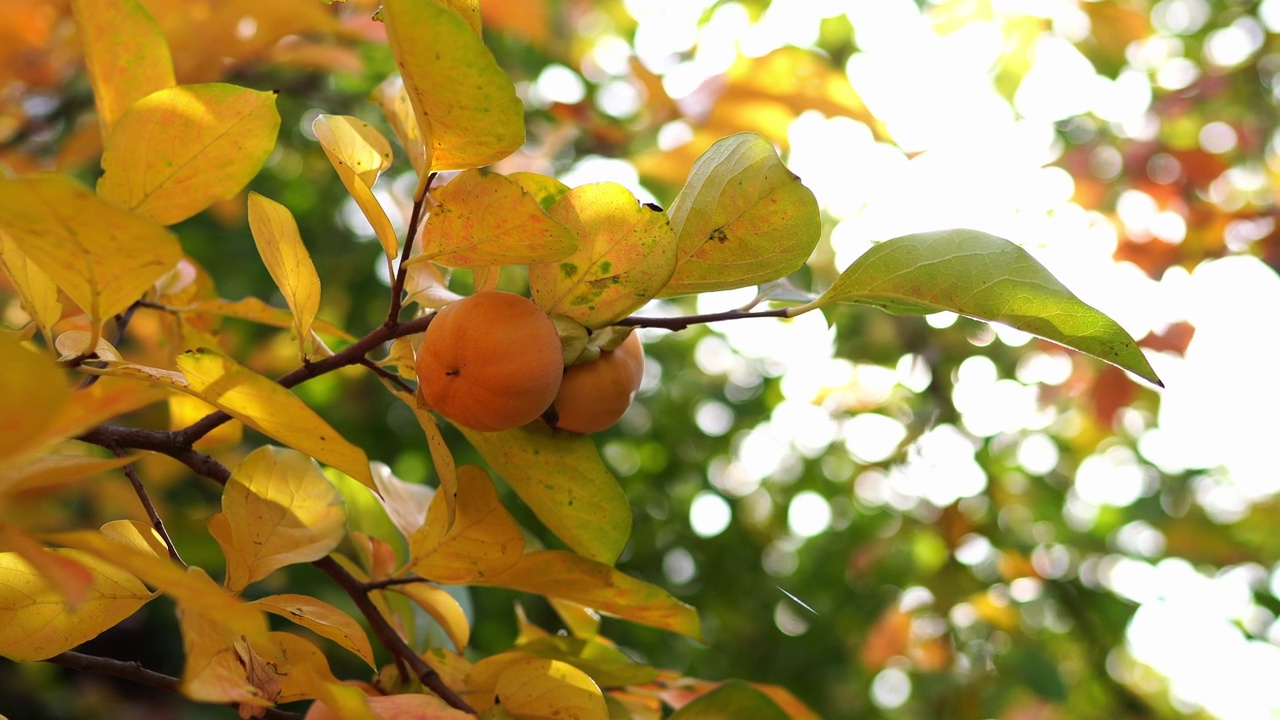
[{"x1": 4, "y1": 0, "x2": 1280, "y2": 718}]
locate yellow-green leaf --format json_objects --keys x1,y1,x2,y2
[
  {"x1": 382, "y1": 0, "x2": 524, "y2": 171},
  {"x1": 660, "y1": 132, "x2": 820, "y2": 297},
  {"x1": 495, "y1": 655, "x2": 608, "y2": 720},
  {"x1": 410, "y1": 466, "x2": 524, "y2": 583},
  {"x1": 515, "y1": 636, "x2": 659, "y2": 688},
  {"x1": 311, "y1": 114, "x2": 399, "y2": 263},
  {"x1": 461, "y1": 424, "x2": 630, "y2": 565},
  {"x1": 509, "y1": 172, "x2": 570, "y2": 211},
  {"x1": 809, "y1": 229, "x2": 1164, "y2": 386},
  {"x1": 177, "y1": 297, "x2": 355, "y2": 341},
  {"x1": 247, "y1": 193, "x2": 322, "y2": 361},
  {"x1": 175, "y1": 349, "x2": 377, "y2": 492},
  {"x1": 98, "y1": 83, "x2": 280, "y2": 225},
  {"x1": 373, "y1": 76, "x2": 428, "y2": 176},
  {"x1": 0, "y1": 174, "x2": 182, "y2": 323},
  {"x1": 479, "y1": 551, "x2": 702, "y2": 640},
  {"x1": 0, "y1": 548, "x2": 154, "y2": 661},
  {"x1": 0, "y1": 333, "x2": 71, "y2": 466},
  {"x1": 251, "y1": 594, "x2": 376, "y2": 668},
  {"x1": 71, "y1": 0, "x2": 175, "y2": 142},
  {"x1": 219, "y1": 446, "x2": 347, "y2": 592},
  {"x1": 417, "y1": 170, "x2": 576, "y2": 268},
  {"x1": 0, "y1": 232, "x2": 61, "y2": 344},
  {"x1": 388, "y1": 582, "x2": 471, "y2": 651},
  {"x1": 530, "y1": 183, "x2": 676, "y2": 329},
  {"x1": 667, "y1": 681, "x2": 790, "y2": 720}
]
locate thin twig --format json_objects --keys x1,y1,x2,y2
[
  {"x1": 616, "y1": 306, "x2": 794, "y2": 332},
  {"x1": 78, "y1": 302, "x2": 143, "y2": 390},
  {"x1": 358, "y1": 358, "x2": 414, "y2": 393},
  {"x1": 314, "y1": 557, "x2": 474, "y2": 713},
  {"x1": 46, "y1": 652, "x2": 300, "y2": 720},
  {"x1": 385, "y1": 191, "x2": 430, "y2": 327},
  {"x1": 110, "y1": 446, "x2": 185, "y2": 566},
  {"x1": 363, "y1": 575, "x2": 430, "y2": 590}
]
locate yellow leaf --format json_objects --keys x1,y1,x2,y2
[
  {"x1": 71, "y1": 0, "x2": 175, "y2": 142},
  {"x1": 410, "y1": 466, "x2": 523, "y2": 583},
  {"x1": 0, "y1": 231, "x2": 61, "y2": 344},
  {"x1": 382, "y1": 0, "x2": 524, "y2": 171},
  {"x1": 0, "y1": 174, "x2": 183, "y2": 323},
  {"x1": 247, "y1": 192, "x2": 322, "y2": 361},
  {"x1": 391, "y1": 389, "x2": 457, "y2": 522},
  {"x1": 54, "y1": 330, "x2": 122, "y2": 362},
  {"x1": 36, "y1": 378, "x2": 167, "y2": 454},
  {"x1": 0, "y1": 453, "x2": 136, "y2": 498},
  {"x1": 508, "y1": 172, "x2": 570, "y2": 211},
  {"x1": 530, "y1": 183, "x2": 676, "y2": 328},
  {"x1": 168, "y1": 393, "x2": 243, "y2": 450},
  {"x1": 97, "y1": 83, "x2": 280, "y2": 225},
  {"x1": 372, "y1": 75, "x2": 428, "y2": 176},
  {"x1": 177, "y1": 297, "x2": 355, "y2": 341},
  {"x1": 251, "y1": 594, "x2": 376, "y2": 668},
  {"x1": 387, "y1": 582, "x2": 471, "y2": 651},
  {"x1": 0, "y1": 525, "x2": 95, "y2": 607},
  {"x1": 49, "y1": 529, "x2": 267, "y2": 640},
  {"x1": 417, "y1": 170, "x2": 576, "y2": 268},
  {"x1": 98, "y1": 519, "x2": 170, "y2": 559},
  {"x1": 548, "y1": 599, "x2": 601, "y2": 640},
  {"x1": 176, "y1": 585, "x2": 273, "y2": 707},
  {"x1": 219, "y1": 446, "x2": 347, "y2": 592},
  {"x1": 434, "y1": 0, "x2": 482, "y2": 36},
  {"x1": 496, "y1": 655, "x2": 608, "y2": 720},
  {"x1": 371, "y1": 462, "x2": 434, "y2": 542},
  {"x1": 259, "y1": 633, "x2": 377, "y2": 717},
  {"x1": 460, "y1": 424, "x2": 629, "y2": 565},
  {"x1": 0, "y1": 548, "x2": 154, "y2": 661},
  {"x1": 311, "y1": 114, "x2": 399, "y2": 264},
  {"x1": 479, "y1": 551, "x2": 702, "y2": 640},
  {"x1": 175, "y1": 349, "x2": 377, "y2": 493},
  {"x1": 659, "y1": 132, "x2": 820, "y2": 297},
  {"x1": 0, "y1": 333, "x2": 71, "y2": 466}
]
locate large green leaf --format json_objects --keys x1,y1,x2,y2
[
  {"x1": 668, "y1": 681, "x2": 789, "y2": 719},
  {"x1": 460, "y1": 424, "x2": 631, "y2": 565},
  {"x1": 810, "y1": 229, "x2": 1162, "y2": 387}
]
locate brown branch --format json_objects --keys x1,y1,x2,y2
[
  {"x1": 80, "y1": 426, "x2": 232, "y2": 484},
  {"x1": 110, "y1": 445, "x2": 185, "y2": 566},
  {"x1": 617, "y1": 307, "x2": 794, "y2": 332},
  {"x1": 385, "y1": 190, "x2": 430, "y2": 327},
  {"x1": 46, "y1": 652, "x2": 300, "y2": 720},
  {"x1": 314, "y1": 557, "x2": 474, "y2": 713},
  {"x1": 358, "y1": 358, "x2": 414, "y2": 393},
  {"x1": 363, "y1": 575, "x2": 430, "y2": 590}
]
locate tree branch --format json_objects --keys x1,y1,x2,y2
[
  {"x1": 314, "y1": 557, "x2": 474, "y2": 713},
  {"x1": 385, "y1": 183, "x2": 432, "y2": 327},
  {"x1": 109, "y1": 445, "x2": 185, "y2": 565},
  {"x1": 45, "y1": 652, "x2": 300, "y2": 720},
  {"x1": 617, "y1": 307, "x2": 794, "y2": 332}
]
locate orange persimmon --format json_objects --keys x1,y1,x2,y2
[{"x1": 552, "y1": 331, "x2": 644, "y2": 434}]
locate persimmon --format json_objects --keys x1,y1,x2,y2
[
  {"x1": 305, "y1": 690, "x2": 466, "y2": 720},
  {"x1": 416, "y1": 290, "x2": 563, "y2": 432},
  {"x1": 553, "y1": 330, "x2": 645, "y2": 434}
]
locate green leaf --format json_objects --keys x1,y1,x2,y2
[
  {"x1": 660, "y1": 132, "x2": 820, "y2": 297},
  {"x1": 811, "y1": 229, "x2": 1163, "y2": 387},
  {"x1": 478, "y1": 551, "x2": 703, "y2": 641},
  {"x1": 530, "y1": 182, "x2": 677, "y2": 329},
  {"x1": 382, "y1": 0, "x2": 524, "y2": 171},
  {"x1": 459, "y1": 423, "x2": 631, "y2": 565},
  {"x1": 97, "y1": 83, "x2": 280, "y2": 226},
  {"x1": 668, "y1": 681, "x2": 790, "y2": 720}
]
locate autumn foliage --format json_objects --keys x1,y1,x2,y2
[{"x1": 0, "y1": 1, "x2": 1165, "y2": 719}]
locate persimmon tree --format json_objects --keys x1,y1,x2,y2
[{"x1": 0, "y1": 1, "x2": 1163, "y2": 719}]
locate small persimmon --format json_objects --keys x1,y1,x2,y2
[
  {"x1": 553, "y1": 331, "x2": 645, "y2": 434},
  {"x1": 416, "y1": 290, "x2": 563, "y2": 432}
]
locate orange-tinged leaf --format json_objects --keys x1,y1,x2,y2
[
  {"x1": 0, "y1": 526, "x2": 94, "y2": 607},
  {"x1": 176, "y1": 588, "x2": 272, "y2": 707},
  {"x1": 0, "y1": 231, "x2": 61, "y2": 344},
  {"x1": 0, "y1": 453, "x2": 136, "y2": 498},
  {"x1": 388, "y1": 582, "x2": 471, "y2": 651},
  {"x1": 495, "y1": 655, "x2": 608, "y2": 720},
  {"x1": 311, "y1": 692, "x2": 470, "y2": 720},
  {"x1": 417, "y1": 170, "x2": 576, "y2": 268},
  {"x1": 659, "y1": 133, "x2": 820, "y2": 297},
  {"x1": 97, "y1": 83, "x2": 280, "y2": 225},
  {"x1": 373, "y1": 75, "x2": 428, "y2": 176},
  {"x1": 460, "y1": 424, "x2": 629, "y2": 565},
  {"x1": 177, "y1": 297, "x2": 355, "y2": 341},
  {"x1": 479, "y1": 551, "x2": 702, "y2": 640},
  {"x1": 36, "y1": 378, "x2": 167, "y2": 452},
  {"x1": 219, "y1": 446, "x2": 347, "y2": 592},
  {"x1": 258, "y1": 633, "x2": 380, "y2": 717},
  {"x1": 666, "y1": 681, "x2": 789, "y2": 719},
  {"x1": 508, "y1": 172, "x2": 570, "y2": 211},
  {"x1": 0, "y1": 174, "x2": 183, "y2": 323},
  {"x1": 0, "y1": 547, "x2": 154, "y2": 661},
  {"x1": 371, "y1": 462, "x2": 434, "y2": 542},
  {"x1": 382, "y1": 0, "x2": 524, "y2": 171},
  {"x1": 251, "y1": 594, "x2": 376, "y2": 669},
  {"x1": 50, "y1": 530, "x2": 268, "y2": 640},
  {"x1": 312, "y1": 114, "x2": 399, "y2": 264},
  {"x1": 751, "y1": 683, "x2": 821, "y2": 720},
  {"x1": 530, "y1": 183, "x2": 676, "y2": 328},
  {"x1": 247, "y1": 192, "x2": 322, "y2": 360},
  {"x1": 423, "y1": 647, "x2": 472, "y2": 691},
  {"x1": 71, "y1": 0, "x2": 175, "y2": 142},
  {"x1": 175, "y1": 349, "x2": 376, "y2": 493},
  {"x1": 0, "y1": 333, "x2": 71, "y2": 466},
  {"x1": 410, "y1": 465, "x2": 523, "y2": 583}
]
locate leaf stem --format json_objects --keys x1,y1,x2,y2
[
  {"x1": 617, "y1": 306, "x2": 797, "y2": 332},
  {"x1": 110, "y1": 445, "x2": 185, "y2": 566}
]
